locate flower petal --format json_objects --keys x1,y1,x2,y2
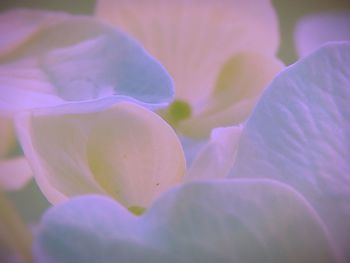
[
  {"x1": 34, "y1": 180, "x2": 337, "y2": 263},
  {"x1": 0, "y1": 9, "x2": 173, "y2": 115},
  {"x1": 295, "y1": 12, "x2": 350, "y2": 57},
  {"x1": 15, "y1": 99, "x2": 185, "y2": 208},
  {"x1": 229, "y1": 42, "x2": 350, "y2": 261},
  {"x1": 178, "y1": 52, "x2": 283, "y2": 137},
  {"x1": 186, "y1": 126, "x2": 242, "y2": 181},
  {"x1": 95, "y1": 0, "x2": 279, "y2": 104}
]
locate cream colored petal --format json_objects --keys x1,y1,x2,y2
[
  {"x1": 95, "y1": 0, "x2": 279, "y2": 104},
  {"x1": 0, "y1": 158, "x2": 32, "y2": 191},
  {"x1": 0, "y1": 192, "x2": 33, "y2": 263},
  {"x1": 186, "y1": 126, "x2": 242, "y2": 181},
  {"x1": 178, "y1": 52, "x2": 283, "y2": 138},
  {"x1": 16, "y1": 99, "x2": 186, "y2": 208}
]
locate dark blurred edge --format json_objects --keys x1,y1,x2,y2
[{"x1": 0, "y1": 0, "x2": 95, "y2": 14}]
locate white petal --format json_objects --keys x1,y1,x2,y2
[
  {"x1": 16, "y1": 99, "x2": 185, "y2": 208},
  {"x1": 186, "y1": 126, "x2": 242, "y2": 181},
  {"x1": 230, "y1": 43, "x2": 350, "y2": 261},
  {"x1": 34, "y1": 180, "x2": 337, "y2": 263},
  {"x1": 295, "y1": 12, "x2": 350, "y2": 57},
  {"x1": 95, "y1": 0, "x2": 279, "y2": 104}
]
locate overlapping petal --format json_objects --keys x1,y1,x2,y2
[
  {"x1": 34, "y1": 180, "x2": 336, "y2": 263},
  {"x1": 0, "y1": 9, "x2": 173, "y2": 116},
  {"x1": 15, "y1": 99, "x2": 186, "y2": 208},
  {"x1": 0, "y1": 9, "x2": 174, "y2": 192},
  {"x1": 95, "y1": 0, "x2": 282, "y2": 137},
  {"x1": 179, "y1": 52, "x2": 282, "y2": 137},
  {"x1": 186, "y1": 126, "x2": 242, "y2": 181},
  {"x1": 229, "y1": 42, "x2": 350, "y2": 261}
]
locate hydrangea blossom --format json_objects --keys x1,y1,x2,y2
[
  {"x1": 0, "y1": 9, "x2": 174, "y2": 191},
  {"x1": 95, "y1": 0, "x2": 283, "y2": 138},
  {"x1": 1, "y1": 3, "x2": 350, "y2": 263},
  {"x1": 32, "y1": 43, "x2": 350, "y2": 263}
]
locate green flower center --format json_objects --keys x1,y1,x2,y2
[
  {"x1": 128, "y1": 206, "x2": 146, "y2": 216},
  {"x1": 168, "y1": 99, "x2": 192, "y2": 123}
]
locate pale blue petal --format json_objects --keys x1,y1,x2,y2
[
  {"x1": 34, "y1": 180, "x2": 336, "y2": 263},
  {"x1": 39, "y1": 17, "x2": 173, "y2": 105},
  {"x1": 230, "y1": 42, "x2": 350, "y2": 261},
  {"x1": 0, "y1": 10, "x2": 173, "y2": 115}
]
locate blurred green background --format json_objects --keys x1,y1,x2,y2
[{"x1": 1, "y1": 0, "x2": 350, "y2": 223}]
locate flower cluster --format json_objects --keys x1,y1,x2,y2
[{"x1": 0, "y1": 1, "x2": 349, "y2": 263}]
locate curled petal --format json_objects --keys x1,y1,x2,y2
[
  {"x1": 230, "y1": 43, "x2": 350, "y2": 261},
  {"x1": 186, "y1": 126, "x2": 242, "y2": 181},
  {"x1": 34, "y1": 180, "x2": 337, "y2": 263},
  {"x1": 0, "y1": 9, "x2": 173, "y2": 116},
  {"x1": 16, "y1": 99, "x2": 186, "y2": 208}
]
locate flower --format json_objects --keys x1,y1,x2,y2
[
  {"x1": 95, "y1": 0, "x2": 283, "y2": 138},
  {"x1": 32, "y1": 42, "x2": 350, "y2": 262},
  {"x1": 0, "y1": 9, "x2": 174, "y2": 191}
]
